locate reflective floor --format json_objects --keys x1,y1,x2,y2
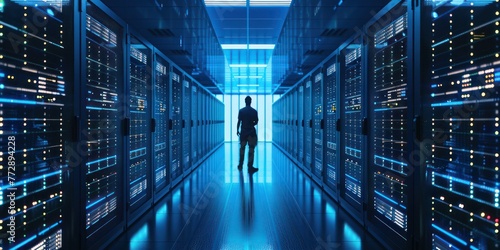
[{"x1": 107, "y1": 142, "x2": 384, "y2": 250}]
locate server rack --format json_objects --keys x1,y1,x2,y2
[
  {"x1": 182, "y1": 76, "x2": 191, "y2": 174},
  {"x1": 422, "y1": 1, "x2": 500, "y2": 249},
  {"x1": 81, "y1": 2, "x2": 127, "y2": 248},
  {"x1": 200, "y1": 90, "x2": 206, "y2": 156},
  {"x1": 153, "y1": 53, "x2": 170, "y2": 201},
  {"x1": 313, "y1": 68, "x2": 324, "y2": 182},
  {"x1": 297, "y1": 83, "x2": 304, "y2": 165},
  {"x1": 365, "y1": 2, "x2": 413, "y2": 248},
  {"x1": 0, "y1": 1, "x2": 72, "y2": 249},
  {"x1": 126, "y1": 34, "x2": 153, "y2": 225},
  {"x1": 170, "y1": 67, "x2": 183, "y2": 185},
  {"x1": 340, "y1": 36, "x2": 366, "y2": 223},
  {"x1": 192, "y1": 84, "x2": 198, "y2": 165},
  {"x1": 304, "y1": 78, "x2": 313, "y2": 173},
  {"x1": 324, "y1": 56, "x2": 339, "y2": 198},
  {"x1": 292, "y1": 88, "x2": 298, "y2": 160}
]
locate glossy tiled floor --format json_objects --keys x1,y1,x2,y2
[{"x1": 106, "y1": 142, "x2": 384, "y2": 250}]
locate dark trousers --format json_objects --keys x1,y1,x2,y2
[{"x1": 239, "y1": 135, "x2": 257, "y2": 167}]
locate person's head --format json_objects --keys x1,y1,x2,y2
[{"x1": 245, "y1": 96, "x2": 252, "y2": 106}]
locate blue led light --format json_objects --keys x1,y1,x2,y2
[
  {"x1": 47, "y1": 8, "x2": 54, "y2": 16},
  {"x1": 432, "y1": 224, "x2": 467, "y2": 246},
  {"x1": 0, "y1": 84, "x2": 4, "y2": 89}
]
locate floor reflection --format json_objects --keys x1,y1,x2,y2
[{"x1": 107, "y1": 142, "x2": 385, "y2": 250}]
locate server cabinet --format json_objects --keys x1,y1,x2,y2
[
  {"x1": 126, "y1": 34, "x2": 153, "y2": 223},
  {"x1": 285, "y1": 93, "x2": 290, "y2": 154},
  {"x1": 0, "y1": 1, "x2": 72, "y2": 249},
  {"x1": 192, "y1": 85, "x2": 198, "y2": 165},
  {"x1": 324, "y1": 56, "x2": 339, "y2": 197},
  {"x1": 153, "y1": 54, "x2": 170, "y2": 198},
  {"x1": 298, "y1": 83, "x2": 304, "y2": 164},
  {"x1": 304, "y1": 77, "x2": 313, "y2": 172},
  {"x1": 340, "y1": 37, "x2": 366, "y2": 221},
  {"x1": 170, "y1": 68, "x2": 182, "y2": 184},
  {"x1": 201, "y1": 90, "x2": 206, "y2": 156},
  {"x1": 182, "y1": 77, "x2": 191, "y2": 174},
  {"x1": 313, "y1": 68, "x2": 324, "y2": 181},
  {"x1": 422, "y1": 1, "x2": 500, "y2": 249},
  {"x1": 366, "y1": 2, "x2": 412, "y2": 248},
  {"x1": 292, "y1": 88, "x2": 298, "y2": 160},
  {"x1": 83, "y1": 2, "x2": 126, "y2": 248}
]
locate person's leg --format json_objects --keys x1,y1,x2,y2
[
  {"x1": 247, "y1": 135, "x2": 257, "y2": 168},
  {"x1": 239, "y1": 137, "x2": 248, "y2": 168}
]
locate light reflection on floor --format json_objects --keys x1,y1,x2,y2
[{"x1": 108, "y1": 142, "x2": 384, "y2": 250}]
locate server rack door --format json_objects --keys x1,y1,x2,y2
[
  {"x1": 423, "y1": 1, "x2": 500, "y2": 249},
  {"x1": 285, "y1": 94, "x2": 289, "y2": 152},
  {"x1": 313, "y1": 69, "x2": 324, "y2": 180},
  {"x1": 366, "y1": 2, "x2": 411, "y2": 248},
  {"x1": 324, "y1": 56, "x2": 339, "y2": 196},
  {"x1": 83, "y1": 2, "x2": 126, "y2": 247},
  {"x1": 0, "y1": 1, "x2": 71, "y2": 249},
  {"x1": 201, "y1": 91, "x2": 206, "y2": 156},
  {"x1": 153, "y1": 55, "x2": 169, "y2": 195},
  {"x1": 192, "y1": 85, "x2": 198, "y2": 165},
  {"x1": 182, "y1": 77, "x2": 191, "y2": 173},
  {"x1": 305, "y1": 77, "x2": 313, "y2": 172},
  {"x1": 170, "y1": 68, "x2": 182, "y2": 183},
  {"x1": 126, "y1": 34, "x2": 153, "y2": 219},
  {"x1": 340, "y1": 37, "x2": 365, "y2": 216},
  {"x1": 298, "y1": 84, "x2": 304, "y2": 164},
  {"x1": 292, "y1": 89, "x2": 298, "y2": 160}
]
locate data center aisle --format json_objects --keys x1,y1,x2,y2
[{"x1": 107, "y1": 142, "x2": 383, "y2": 250}]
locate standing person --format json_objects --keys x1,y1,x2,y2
[{"x1": 236, "y1": 96, "x2": 259, "y2": 173}]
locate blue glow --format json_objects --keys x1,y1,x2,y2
[
  {"x1": 47, "y1": 8, "x2": 54, "y2": 16},
  {"x1": 86, "y1": 192, "x2": 115, "y2": 210},
  {"x1": 39, "y1": 221, "x2": 61, "y2": 235},
  {"x1": 343, "y1": 224, "x2": 361, "y2": 244},
  {"x1": 431, "y1": 101, "x2": 463, "y2": 107},
  {"x1": 0, "y1": 98, "x2": 37, "y2": 105},
  {"x1": 431, "y1": 84, "x2": 437, "y2": 88},
  {"x1": 375, "y1": 191, "x2": 405, "y2": 209},
  {"x1": 432, "y1": 224, "x2": 467, "y2": 246},
  {"x1": 432, "y1": 38, "x2": 450, "y2": 48},
  {"x1": 345, "y1": 174, "x2": 360, "y2": 182},
  {"x1": 0, "y1": 171, "x2": 60, "y2": 190},
  {"x1": 10, "y1": 235, "x2": 37, "y2": 250},
  {"x1": 432, "y1": 12, "x2": 438, "y2": 18},
  {"x1": 0, "y1": 72, "x2": 5, "y2": 77},
  {"x1": 0, "y1": 84, "x2": 4, "y2": 89},
  {"x1": 374, "y1": 155, "x2": 408, "y2": 166},
  {"x1": 130, "y1": 224, "x2": 149, "y2": 249},
  {"x1": 431, "y1": 93, "x2": 435, "y2": 97},
  {"x1": 86, "y1": 155, "x2": 117, "y2": 166}
]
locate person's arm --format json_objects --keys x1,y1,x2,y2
[
  {"x1": 236, "y1": 119, "x2": 241, "y2": 136},
  {"x1": 253, "y1": 111, "x2": 259, "y2": 125}
]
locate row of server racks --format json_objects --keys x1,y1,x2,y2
[
  {"x1": 0, "y1": 0, "x2": 225, "y2": 249},
  {"x1": 273, "y1": 0, "x2": 499, "y2": 249}
]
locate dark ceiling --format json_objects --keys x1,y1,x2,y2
[{"x1": 100, "y1": 0, "x2": 392, "y2": 95}]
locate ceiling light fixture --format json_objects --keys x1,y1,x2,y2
[
  {"x1": 237, "y1": 84, "x2": 260, "y2": 87},
  {"x1": 221, "y1": 44, "x2": 275, "y2": 50},
  {"x1": 229, "y1": 64, "x2": 268, "y2": 68},
  {"x1": 204, "y1": 0, "x2": 246, "y2": 6},
  {"x1": 234, "y1": 75, "x2": 263, "y2": 79}
]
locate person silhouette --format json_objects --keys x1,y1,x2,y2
[{"x1": 236, "y1": 96, "x2": 259, "y2": 173}]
